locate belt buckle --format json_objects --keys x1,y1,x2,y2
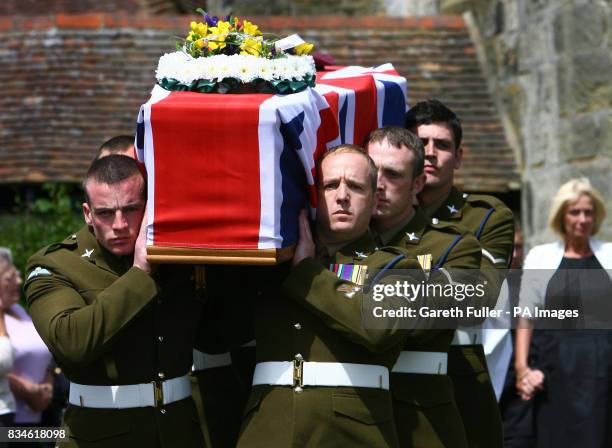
[
  {"x1": 152, "y1": 380, "x2": 164, "y2": 408},
  {"x1": 293, "y1": 355, "x2": 304, "y2": 393}
]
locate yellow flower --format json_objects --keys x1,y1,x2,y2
[
  {"x1": 197, "y1": 23, "x2": 208, "y2": 36},
  {"x1": 242, "y1": 20, "x2": 261, "y2": 36},
  {"x1": 196, "y1": 39, "x2": 208, "y2": 49},
  {"x1": 294, "y1": 42, "x2": 314, "y2": 56},
  {"x1": 240, "y1": 37, "x2": 262, "y2": 56},
  {"x1": 208, "y1": 21, "x2": 231, "y2": 50},
  {"x1": 190, "y1": 21, "x2": 208, "y2": 37}
]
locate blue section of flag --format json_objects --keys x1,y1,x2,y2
[
  {"x1": 380, "y1": 80, "x2": 406, "y2": 127},
  {"x1": 136, "y1": 116, "x2": 145, "y2": 152},
  {"x1": 279, "y1": 111, "x2": 307, "y2": 248},
  {"x1": 339, "y1": 96, "x2": 348, "y2": 143}
]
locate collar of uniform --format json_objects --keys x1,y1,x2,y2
[
  {"x1": 375, "y1": 208, "x2": 417, "y2": 246},
  {"x1": 385, "y1": 207, "x2": 429, "y2": 247},
  {"x1": 420, "y1": 194, "x2": 447, "y2": 219},
  {"x1": 76, "y1": 226, "x2": 130, "y2": 276},
  {"x1": 432, "y1": 186, "x2": 465, "y2": 221},
  {"x1": 332, "y1": 232, "x2": 377, "y2": 264}
]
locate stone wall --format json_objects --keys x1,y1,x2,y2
[{"x1": 442, "y1": 0, "x2": 612, "y2": 247}]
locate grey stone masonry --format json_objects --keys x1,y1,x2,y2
[{"x1": 442, "y1": 0, "x2": 612, "y2": 247}]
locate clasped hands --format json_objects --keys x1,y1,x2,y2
[{"x1": 516, "y1": 366, "x2": 545, "y2": 401}]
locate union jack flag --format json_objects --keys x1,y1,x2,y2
[{"x1": 135, "y1": 64, "x2": 407, "y2": 253}]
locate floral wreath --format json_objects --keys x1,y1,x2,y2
[{"x1": 156, "y1": 10, "x2": 316, "y2": 94}]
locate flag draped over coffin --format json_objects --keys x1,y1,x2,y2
[{"x1": 135, "y1": 64, "x2": 408, "y2": 252}]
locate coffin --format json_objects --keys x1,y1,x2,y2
[{"x1": 135, "y1": 64, "x2": 407, "y2": 265}]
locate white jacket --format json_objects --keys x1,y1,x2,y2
[{"x1": 519, "y1": 238, "x2": 612, "y2": 310}]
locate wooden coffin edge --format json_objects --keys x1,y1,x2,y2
[{"x1": 146, "y1": 245, "x2": 295, "y2": 265}]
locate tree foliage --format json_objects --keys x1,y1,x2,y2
[{"x1": 0, "y1": 183, "x2": 82, "y2": 274}]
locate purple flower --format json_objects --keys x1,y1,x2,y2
[{"x1": 204, "y1": 13, "x2": 218, "y2": 27}]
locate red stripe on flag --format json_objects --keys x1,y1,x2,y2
[
  {"x1": 150, "y1": 92, "x2": 272, "y2": 248},
  {"x1": 308, "y1": 91, "x2": 340, "y2": 209},
  {"x1": 318, "y1": 75, "x2": 378, "y2": 146}
]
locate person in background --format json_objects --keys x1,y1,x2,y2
[
  {"x1": 515, "y1": 178, "x2": 612, "y2": 447},
  {"x1": 96, "y1": 135, "x2": 135, "y2": 159},
  {"x1": 0, "y1": 248, "x2": 17, "y2": 441},
  {"x1": 0, "y1": 248, "x2": 53, "y2": 447}
]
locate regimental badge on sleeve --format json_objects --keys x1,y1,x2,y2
[{"x1": 26, "y1": 267, "x2": 53, "y2": 282}]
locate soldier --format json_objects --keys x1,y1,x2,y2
[
  {"x1": 24, "y1": 155, "x2": 205, "y2": 447},
  {"x1": 407, "y1": 100, "x2": 514, "y2": 448},
  {"x1": 193, "y1": 265, "x2": 256, "y2": 448},
  {"x1": 365, "y1": 126, "x2": 482, "y2": 447},
  {"x1": 96, "y1": 135, "x2": 135, "y2": 159},
  {"x1": 237, "y1": 145, "x2": 423, "y2": 448}
]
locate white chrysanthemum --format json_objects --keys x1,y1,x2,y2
[
  {"x1": 235, "y1": 56, "x2": 257, "y2": 83},
  {"x1": 156, "y1": 51, "x2": 315, "y2": 86},
  {"x1": 254, "y1": 58, "x2": 271, "y2": 81}
]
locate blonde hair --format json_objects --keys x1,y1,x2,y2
[
  {"x1": 548, "y1": 178, "x2": 606, "y2": 236},
  {"x1": 317, "y1": 144, "x2": 378, "y2": 192}
]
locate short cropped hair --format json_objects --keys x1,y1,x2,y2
[
  {"x1": 84, "y1": 155, "x2": 146, "y2": 204},
  {"x1": 97, "y1": 135, "x2": 134, "y2": 158},
  {"x1": 405, "y1": 99, "x2": 463, "y2": 149},
  {"x1": 548, "y1": 178, "x2": 606, "y2": 236},
  {"x1": 317, "y1": 144, "x2": 378, "y2": 193},
  {"x1": 365, "y1": 126, "x2": 425, "y2": 177}
]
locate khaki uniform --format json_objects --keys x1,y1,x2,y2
[
  {"x1": 427, "y1": 187, "x2": 514, "y2": 448},
  {"x1": 237, "y1": 233, "x2": 423, "y2": 448},
  {"x1": 381, "y1": 208, "x2": 482, "y2": 448},
  {"x1": 24, "y1": 226, "x2": 205, "y2": 448},
  {"x1": 194, "y1": 265, "x2": 257, "y2": 448}
]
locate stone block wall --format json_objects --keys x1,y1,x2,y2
[{"x1": 442, "y1": 0, "x2": 612, "y2": 246}]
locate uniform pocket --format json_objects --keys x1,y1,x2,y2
[
  {"x1": 241, "y1": 388, "x2": 263, "y2": 420},
  {"x1": 65, "y1": 406, "x2": 131, "y2": 443},
  {"x1": 391, "y1": 374, "x2": 454, "y2": 408},
  {"x1": 332, "y1": 390, "x2": 392, "y2": 425}
]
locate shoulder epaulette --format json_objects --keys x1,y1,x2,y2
[
  {"x1": 43, "y1": 233, "x2": 78, "y2": 255},
  {"x1": 464, "y1": 193, "x2": 507, "y2": 211}
]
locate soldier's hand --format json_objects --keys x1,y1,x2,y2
[
  {"x1": 293, "y1": 209, "x2": 315, "y2": 266},
  {"x1": 133, "y1": 209, "x2": 151, "y2": 274}
]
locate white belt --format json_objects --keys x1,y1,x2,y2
[
  {"x1": 252, "y1": 358, "x2": 389, "y2": 391},
  {"x1": 192, "y1": 350, "x2": 232, "y2": 371},
  {"x1": 68, "y1": 374, "x2": 191, "y2": 409},
  {"x1": 392, "y1": 351, "x2": 447, "y2": 375},
  {"x1": 451, "y1": 328, "x2": 482, "y2": 346}
]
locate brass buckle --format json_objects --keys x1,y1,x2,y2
[
  {"x1": 293, "y1": 357, "x2": 304, "y2": 391},
  {"x1": 152, "y1": 380, "x2": 164, "y2": 408}
]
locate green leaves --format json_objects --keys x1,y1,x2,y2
[
  {"x1": 0, "y1": 183, "x2": 82, "y2": 275},
  {"x1": 158, "y1": 74, "x2": 315, "y2": 95}
]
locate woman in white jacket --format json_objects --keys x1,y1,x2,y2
[
  {"x1": 514, "y1": 178, "x2": 612, "y2": 447},
  {"x1": 0, "y1": 249, "x2": 16, "y2": 431}
]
